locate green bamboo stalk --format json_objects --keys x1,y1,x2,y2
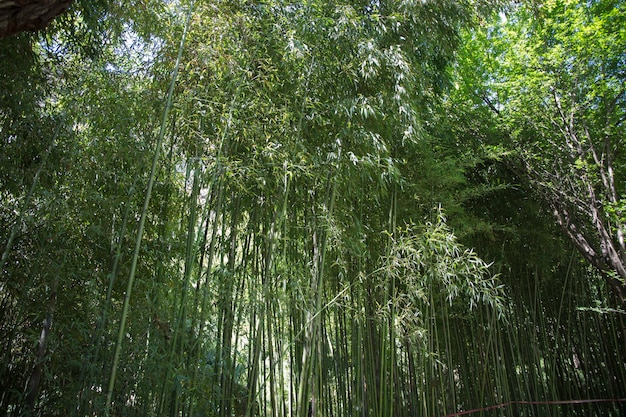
[
  {"x1": 185, "y1": 180, "x2": 224, "y2": 417},
  {"x1": 104, "y1": 3, "x2": 194, "y2": 414},
  {"x1": 172, "y1": 157, "x2": 201, "y2": 349},
  {"x1": 217, "y1": 196, "x2": 242, "y2": 417},
  {"x1": 386, "y1": 186, "x2": 397, "y2": 417},
  {"x1": 162, "y1": 157, "x2": 202, "y2": 417},
  {"x1": 265, "y1": 257, "x2": 278, "y2": 417},
  {"x1": 75, "y1": 185, "x2": 134, "y2": 416},
  {"x1": 377, "y1": 319, "x2": 388, "y2": 417},
  {"x1": 298, "y1": 177, "x2": 337, "y2": 417}
]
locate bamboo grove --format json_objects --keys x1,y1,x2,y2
[{"x1": 1, "y1": 1, "x2": 625, "y2": 416}]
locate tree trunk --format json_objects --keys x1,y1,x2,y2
[
  {"x1": 25, "y1": 276, "x2": 58, "y2": 414},
  {"x1": 0, "y1": 0, "x2": 74, "y2": 38}
]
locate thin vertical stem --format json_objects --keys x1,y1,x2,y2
[{"x1": 104, "y1": 2, "x2": 194, "y2": 414}]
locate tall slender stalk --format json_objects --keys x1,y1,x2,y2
[{"x1": 104, "y1": 3, "x2": 194, "y2": 414}]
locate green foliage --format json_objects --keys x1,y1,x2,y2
[
  {"x1": 382, "y1": 208, "x2": 506, "y2": 339},
  {"x1": 457, "y1": 0, "x2": 626, "y2": 304},
  {"x1": 1, "y1": 1, "x2": 625, "y2": 417}
]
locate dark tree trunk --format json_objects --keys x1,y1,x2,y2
[
  {"x1": 0, "y1": 0, "x2": 74, "y2": 38},
  {"x1": 25, "y1": 277, "x2": 57, "y2": 414}
]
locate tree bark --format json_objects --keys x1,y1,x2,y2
[
  {"x1": 0, "y1": 0, "x2": 74, "y2": 38},
  {"x1": 25, "y1": 277, "x2": 58, "y2": 414},
  {"x1": 515, "y1": 153, "x2": 626, "y2": 308}
]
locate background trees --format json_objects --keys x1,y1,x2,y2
[
  {"x1": 454, "y1": 0, "x2": 626, "y2": 305},
  {"x1": 1, "y1": 1, "x2": 624, "y2": 417}
]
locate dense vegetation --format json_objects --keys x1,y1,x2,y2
[{"x1": 1, "y1": 1, "x2": 624, "y2": 416}]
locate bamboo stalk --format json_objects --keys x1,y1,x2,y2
[{"x1": 104, "y1": 3, "x2": 194, "y2": 414}]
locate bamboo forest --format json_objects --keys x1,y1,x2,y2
[{"x1": 1, "y1": 0, "x2": 625, "y2": 416}]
